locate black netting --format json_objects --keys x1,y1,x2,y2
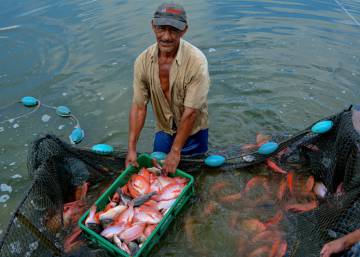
[{"x1": 0, "y1": 106, "x2": 359, "y2": 257}]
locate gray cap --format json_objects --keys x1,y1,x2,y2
[{"x1": 153, "y1": 3, "x2": 187, "y2": 31}]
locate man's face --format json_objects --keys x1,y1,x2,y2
[{"x1": 152, "y1": 22, "x2": 187, "y2": 54}]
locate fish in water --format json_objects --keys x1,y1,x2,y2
[
  {"x1": 243, "y1": 176, "x2": 270, "y2": 194},
  {"x1": 266, "y1": 159, "x2": 288, "y2": 174},
  {"x1": 184, "y1": 215, "x2": 195, "y2": 243},
  {"x1": 228, "y1": 211, "x2": 240, "y2": 230},
  {"x1": 242, "y1": 219, "x2": 267, "y2": 234},
  {"x1": 248, "y1": 245, "x2": 271, "y2": 257},
  {"x1": 264, "y1": 211, "x2": 283, "y2": 227},
  {"x1": 285, "y1": 200, "x2": 318, "y2": 213},
  {"x1": 203, "y1": 200, "x2": 219, "y2": 216},
  {"x1": 64, "y1": 227, "x2": 83, "y2": 253},
  {"x1": 74, "y1": 182, "x2": 89, "y2": 201},
  {"x1": 210, "y1": 181, "x2": 230, "y2": 194},
  {"x1": 269, "y1": 239, "x2": 287, "y2": 257},
  {"x1": 303, "y1": 175, "x2": 315, "y2": 193},
  {"x1": 218, "y1": 192, "x2": 242, "y2": 203},
  {"x1": 286, "y1": 172, "x2": 294, "y2": 195},
  {"x1": 63, "y1": 200, "x2": 85, "y2": 228},
  {"x1": 252, "y1": 230, "x2": 283, "y2": 243},
  {"x1": 277, "y1": 178, "x2": 287, "y2": 201}
]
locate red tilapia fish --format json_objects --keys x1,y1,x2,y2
[{"x1": 84, "y1": 167, "x2": 188, "y2": 255}]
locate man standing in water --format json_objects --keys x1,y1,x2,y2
[{"x1": 126, "y1": 3, "x2": 210, "y2": 173}]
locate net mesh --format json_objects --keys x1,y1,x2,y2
[{"x1": 0, "y1": 106, "x2": 359, "y2": 257}]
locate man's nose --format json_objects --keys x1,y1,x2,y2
[{"x1": 162, "y1": 30, "x2": 171, "y2": 40}]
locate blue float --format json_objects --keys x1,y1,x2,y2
[
  {"x1": 258, "y1": 141, "x2": 279, "y2": 155},
  {"x1": 21, "y1": 96, "x2": 38, "y2": 107},
  {"x1": 311, "y1": 120, "x2": 333, "y2": 134},
  {"x1": 56, "y1": 106, "x2": 71, "y2": 117},
  {"x1": 91, "y1": 144, "x2": 114, "y2": 155},
  {"x1": 69, "y1": 127, "x2": 85, "y2": 144},
  {"x1": 204, "y1": 155, "x2": 226, "y2": 167},
  {"x1": 150, "y1": 151, "x2": 167, "y2": 161}
]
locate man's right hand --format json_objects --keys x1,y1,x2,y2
[{"x1": 125, "y1": 150, "x2": 138, "y2": 168}]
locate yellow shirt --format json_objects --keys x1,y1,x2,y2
[{"x1": 132, "y1": 39, "x2": 210, "y2": 135}]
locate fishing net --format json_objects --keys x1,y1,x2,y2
[
  {"x1": 0, "y1": 105, "x2": 359, "y2": 257},
  {"x1": 0, "y1": 135, "x2": 125, "y2": 257}
]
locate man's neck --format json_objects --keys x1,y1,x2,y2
[{"x1": 158, "y1": 45, "x2": 179, "y2": 60}]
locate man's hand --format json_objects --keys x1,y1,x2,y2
[
  {"x1": 162, "y1": 150, "x2": 180, "y2": 174},
  {"x1": 125, "y1": 150, "x2": 138, "y2": 168},
  {"x1": 320, "y1": 237, "x2": 347, "y2": 257}
]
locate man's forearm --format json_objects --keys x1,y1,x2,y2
[
  {"x1": 171, "y1": 108, "x2": 197, "y2": 153},
  {"x1": 128, "y1": 103, "x2": 147, "y2": 151},
  {"x1": 344, "y1": 229, "x2": 360, "y2": 249}
]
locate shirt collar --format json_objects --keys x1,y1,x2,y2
[{"x1": 151, "y1": 39, "x2": 184, "y2": 66}]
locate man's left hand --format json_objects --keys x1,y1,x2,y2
[{"x1": 162, "y1": 150, "x2": 181, "y2": 174}]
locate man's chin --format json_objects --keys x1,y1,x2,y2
[{"x1": 158, "y1": 45, "x2": 175, "y2": 53}]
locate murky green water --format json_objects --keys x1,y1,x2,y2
[{"x1": 1, "y1": 0, "x2": 359, "y2": 255}]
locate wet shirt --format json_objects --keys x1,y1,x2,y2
[{"x1": 132, "y1": 39, "x2": 210, "y2": 135}]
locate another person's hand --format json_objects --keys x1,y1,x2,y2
[
  {"x1": 320, "y1": 237, "x2": 347, "y2": 257},
  {"x1": 125, "y1": 150, "x2": 138, "y2": 168},
  {"x1": 162, "y1": 150, "x2": 180, "y2": 175}
]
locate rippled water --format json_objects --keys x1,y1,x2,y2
[{"x1": 0, "y1": 0, "x2": 359, "y2": 255}]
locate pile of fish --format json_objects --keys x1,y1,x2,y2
[{"x1": 84, "y1": 166, "x2": 189, "y2": 255}]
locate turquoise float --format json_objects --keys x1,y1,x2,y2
[
  {"x1": 258, "y1": 141, "x2": 278, "y2": 155},
  {"x1": 21, "y1": 96, "x2": 38, "y2": 107},
  {"x1": 150, "y1": 151, "x2": 167, "y2": 161},
  {"x1": 204, "y1": 155, "x2": 226, "y2": 167},
  {"x1": 69, "y1": 127, "x2": 85, "y2": 144},
  {"x1": 92, "y1": 144, "x2": 114, "y2": 155},
  {"x1": 56, "y1": 106, "x2": 71, "y2": 117},
  {"x1": 311, "y1": 120, "x2": 333, "y2": 134}
]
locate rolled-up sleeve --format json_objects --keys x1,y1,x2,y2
[
  {"x1": 132, "y1": 56, "x2": 149, "y2": 106},
  {"x1": 184, "y1": 60, "x2": 210, "y2": 109}
]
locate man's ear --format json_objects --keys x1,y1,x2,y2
[
  {"x1": 151, "y1": 20, "x2": 155, "y2": 31},
  {"x1": 180, "y1": 25, "x2": 188, "y2": 37}
]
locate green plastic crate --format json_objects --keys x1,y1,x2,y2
[{"x1": 78, "y1": 153, "x2": 195, "y2": 257}]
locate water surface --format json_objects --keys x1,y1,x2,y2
[{"x1": 1, "y1": 0, "x2": 359, "y2": 255}]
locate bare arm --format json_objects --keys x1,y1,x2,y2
[
  {"x1": 320, "y1": 229, "x2": 360, "y2": 257},
  {"x1": 126, "y1": 102, "x2": 147, "y2": 167},
  {"x1": 162, "y1": 107, "x2": 197, "y2": 173}
]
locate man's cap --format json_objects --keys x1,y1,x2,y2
[{"x1": 153, "y1": 3, "x2": 187, "y2": 31}]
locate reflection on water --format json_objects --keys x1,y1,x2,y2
[{"x1": 0, "y1": 0, "x2": 359, "y2": 255}]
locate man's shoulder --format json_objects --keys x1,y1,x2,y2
[
  {"x1": 181, "y1": 39, "x2": 208, "y2": 65},
  {"x1": 136, "y1": 43, "x2": 157, "y2": 63}
]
